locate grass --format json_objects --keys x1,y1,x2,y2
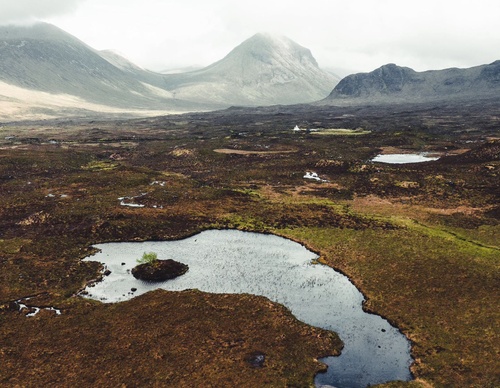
[
  {"x1": 137, "y1": 251, "x2": 158, "y2": 265},
  {"x1": 310, "y1": 128, "x2": 372, "y2": 136},
  {"x1": 81, "y1": 160, "x2": 119, "y2": 171},
  {"x1": 0, "y1": 239, "x2": 31, "y2": 254},
  {"x1": 278, "y1": 226, "x2": 499, "y2": 387},
  {"x1": 0, "y1": 291, "x2": 341, "y2": 387},
  {"x1": 0, "y1": 118, "x2": 498, "y2": 386}
]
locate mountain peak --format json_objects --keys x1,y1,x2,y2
[
  {"x1": 325, "y1": 60, "x2": 500, "y2": 104},
  {"x1": 167, "y1": 32, "x2": 338, "y2": 105},
  {"x1": 228, "y1": 32, "x2": 319, "y2": 68},
  {"x1": 0, "y1": 22, "x2": 179, "y2": 111},
  {"x1": 247, "y1": 32, "x2": 297, "y2": 47},
  {"x1": 375, "y1": 63, "x2": 416, "y2": 75},
  {"x1": 326, "y1": 63, "x2": 420, "y2": 99},
  {"x1": 0, "y1": 24, "x2": 339, "y2": 119}
]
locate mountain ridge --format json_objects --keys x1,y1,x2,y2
[
  {"x1": 0, "y1": 23, "x2": 338, "y2": 120},
  {"x1": 323, "y1": 61, "x2": 500, "y2": 104},
  {"x1": 0, "y1": 22, "x2": 184, "y2": 109},
  {"x1": 1, "y1": 22, "x2": 499, "y2": 121}
]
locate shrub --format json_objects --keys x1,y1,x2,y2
[{"x1": 137, "y1": 251, "x2": 158, "y2": 265}]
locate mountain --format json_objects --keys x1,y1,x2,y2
[
  {"x1": 96, "y1": 49, "x2": 174, "y2": 92},
  {"x1": 0, "y1": 24, "x2": 339, "y2": 120},
  {"x1": 0, "y1": 22, "x2": 217, "y2": 120},
  {"x1": 98, "y1": 35, "x2": 340, "y2": 107},
  {"x1": 323, "y1": 62, "x2": 500, "y2": 105},
  {"x1": 0, "y1": 23, "x2": 159, "y2": 107},
  {"x1": 98, "y1": 49, "x2": 147, "y2": 74},
  {"x1": 161, "y1": 33, "x2": 339, "y2": 106}
]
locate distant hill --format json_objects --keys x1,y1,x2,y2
[
  {"x1": 161, "y1": 33, "x2": 339, "y2": 106},
  {"x1": 323, "y1": 62, "x2": 500, "y2": 105}
]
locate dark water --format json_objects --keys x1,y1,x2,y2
[{"x1": 82, "y1": 229, "x2": 412, "y2": 387}]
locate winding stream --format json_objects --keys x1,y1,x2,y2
[{"x1": 82, "y1": 229, "x2": 412, "y2": 388}]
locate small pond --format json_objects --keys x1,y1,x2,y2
[
  {"x1": 82, "y1": 230, "x2": 412, "y2": 388},
  {"x1": 372, "y1": 153, "x2": 439, "y2": 164}
]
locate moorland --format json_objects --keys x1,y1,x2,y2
[{"x1": 0, "y1": 99, "x2": 498, "y2": 387}]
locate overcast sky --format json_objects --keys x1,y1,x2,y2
[{"x1": 1, "y1": 0, "x2": 499, "y2": 76}]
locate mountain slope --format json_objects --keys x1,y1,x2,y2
[
  {"x1": 162, "y1": 33, "x2": 339, "y2": 106},
  {"x1": 97, "y1": 49, "x2": 174, "y2": 92},
  {"x1": 0, "y1": 24, "x2": 338, "y2": 120},
  {"x1": 323, "y1": 62, "x2": 500, "y2": 104},
  {"x1": 0, "y1": 23, "x2": 182, "y2": 109}
]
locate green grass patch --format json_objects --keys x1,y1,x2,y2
[
  {"x1": 277, "y1": 226, "x2": 500, "y2": 387},
  {"x1": 311, "y1": 128, "x2": 371, "y2": 136},
  {"x1": 81, "y1": 160, "x2": 119, "y2": 171},
  {"x1": 0, "y1": 239, "x2": 31, "y2": 254}
]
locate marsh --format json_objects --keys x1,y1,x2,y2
[{"x1": 83, "y1": 229, "x2": 413, "y2": 388}]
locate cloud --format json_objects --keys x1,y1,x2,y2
[
  {"x1": 0, "y1": 0, "x2": 86, "y2": 24},
  {"x1": 10, "y1": 0, "x2": 500, "y2": 75}
]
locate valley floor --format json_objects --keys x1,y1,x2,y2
[{"x1": 0, "y1": 102, "x2": 499, "y2": 387}]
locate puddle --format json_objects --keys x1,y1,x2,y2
[
  {"x1": 19, "y1": 305, "x2": 62, "y2": 317},
  {"x1": 304, "y1": 171, "x2": 328, "y2": 182},
  {"x1": 14, "y1": 298, "x2": 62, "y2": 317},
  {"x1": 372, "y1": 153, "x2": 439, "y2": 164},
  {"x1": 82, "y1": 230, "x2": 412, "y2": 388},
  {"x1": 117, "y1": 193, "x2": 147, "y2": 208}
]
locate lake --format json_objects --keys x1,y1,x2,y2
[
  {"x1": 372, "y1": 153, "x2": 439, "y2": 164},
  {"x1": 82, "y1": 229, "x2": 413, "y2": 388}
]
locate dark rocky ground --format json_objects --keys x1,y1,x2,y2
[{"x1": 0, "y1": 99, "x2": 498, "y2": 387}]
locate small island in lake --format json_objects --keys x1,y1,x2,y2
[{"x1": 131, "y1": 252, "x2": 189, "y2": 281}]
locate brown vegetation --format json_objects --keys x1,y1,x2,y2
[{"x1": 0, "y1": 101, "x2": 498, "y2": 386}]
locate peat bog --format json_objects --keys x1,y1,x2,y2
[
  {"x1": 81, "y1": 230, "x2": 412, "y2": 387},
  {"x1": 0, "y1": 100, "x2": 499, "y2": 387}
]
